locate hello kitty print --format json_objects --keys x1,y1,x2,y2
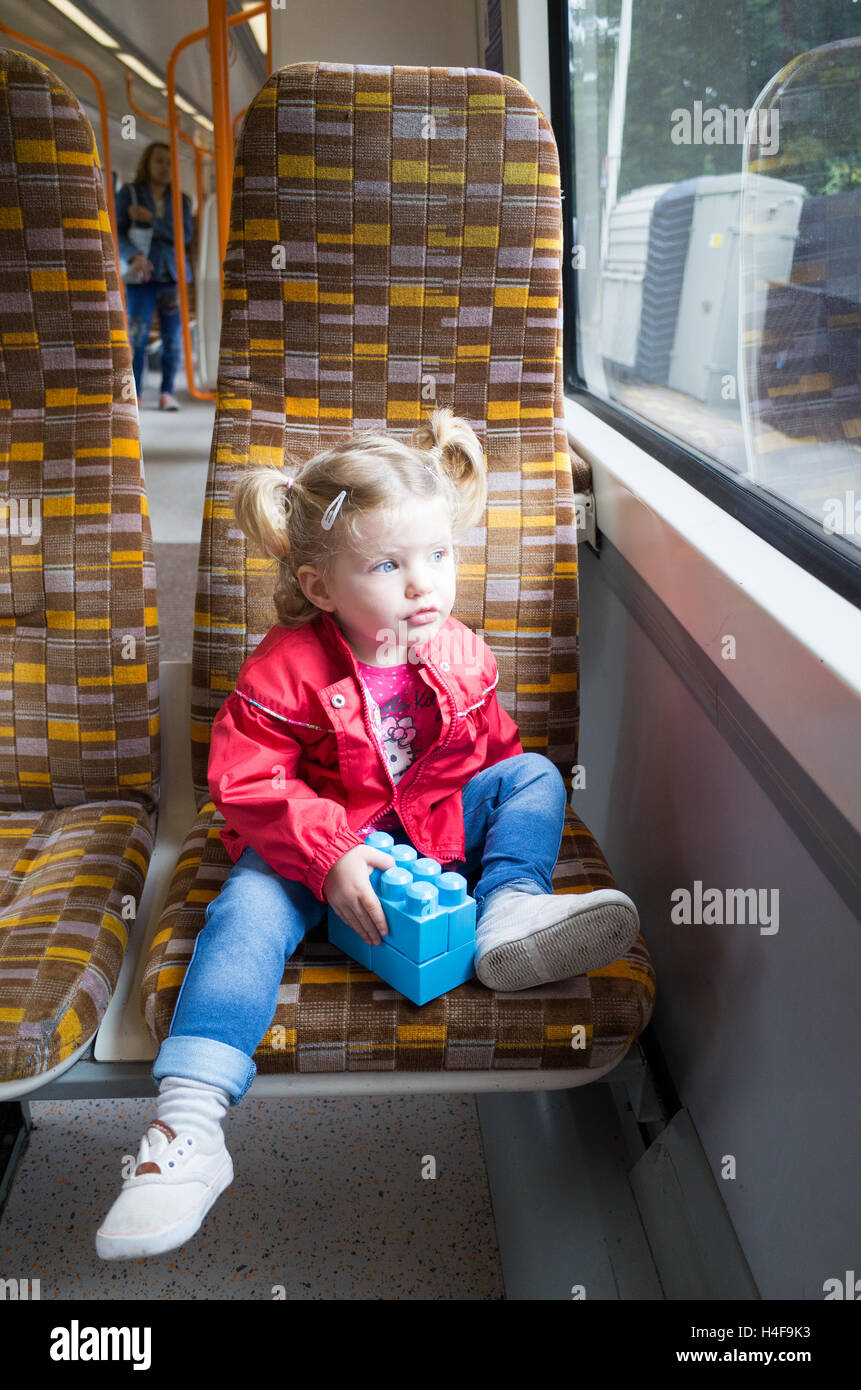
[{"x1": 356, "y1": 660, "x2": 443, "y2": 835}]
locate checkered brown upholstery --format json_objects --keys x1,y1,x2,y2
[
  {"x1": 0, "y1": 50, "x2": 159, "y2": 1083},
  {"x1": 141, "y1": 62, "x2": 654, "y2": 1071}
]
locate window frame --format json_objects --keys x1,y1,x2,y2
[{"x1": 547, "y1": 0, "x2": 861, "y2": 609}]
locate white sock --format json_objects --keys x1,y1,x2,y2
[
  {"x1": 478, "y1": 884, "x2": 545, "y2": 939},
  {"x1": 480, "y1": 880, "x2": 543, "y2": 912},
  {"x1": 155, "y1": 1075, "x2": 231, "y2": 1148}
]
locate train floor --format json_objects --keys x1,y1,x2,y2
[{"x1": 1, "y1": 1083, "x2": 660, "y2": 1299}]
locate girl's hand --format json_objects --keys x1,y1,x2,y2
[
  {"x1": 128, "y1": 204, "x2": 154, "y2": 224},
  {"x1": 323, "y1": 844, "x2": 396, "y2": 945}
]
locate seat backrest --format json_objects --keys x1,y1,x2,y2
[
  {"x1": 192, "y1": 62, "x2": 579, "y2": 806},
  {"x1": 0, "y1": 49, "x2": 159, "y2": 814}
]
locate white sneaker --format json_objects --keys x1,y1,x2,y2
[
  {"x1": 474, "y1": 886, "x2": 640, "y2": 991},
  {"x1": 95, "y1": 1118, "x2": 233, "y2": 1260}
]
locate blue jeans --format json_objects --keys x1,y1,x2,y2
[
  {"x1": 153, "y1": 752, "x2": 567, "y2": 1104},
  {"x1": 125, "y1": 281, "x2": 181, "y2": 396}
]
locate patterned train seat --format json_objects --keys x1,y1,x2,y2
[
  {"x1": 141, "y1": 62, "x2": 654, "y2": 1073},
  {"x1": 0, "y1": 50, "x2": 160, "y2": 1084}
]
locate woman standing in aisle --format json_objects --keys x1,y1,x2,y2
[{"x1": 116, "y1": 141, "x2": 194, "y2": 410}]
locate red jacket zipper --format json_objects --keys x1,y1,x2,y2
[
  {"x1": 390, "y1": 656, "x2": 460, "y2": 851},
  {"x1": 329, "y1": 610, "x2": 462, "y2": 853},
  {"x1": 355, "y1": 669, "x2": 399, "y2": 820}
]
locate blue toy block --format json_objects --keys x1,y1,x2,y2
[{"x1": 327, "y1": 830, "x2": 477, "y2": 1006}]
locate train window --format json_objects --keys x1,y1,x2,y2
[{"x1": 552, "y1": 0, "x2": 861, "y2": 605}]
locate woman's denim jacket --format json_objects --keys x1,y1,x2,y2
[{"x1": 115, "y1": 181, "x2": 194, "y2": 283}]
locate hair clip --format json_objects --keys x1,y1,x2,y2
[
  {"x1": 321, "y1": 489, "x2": 346, "y2": 530},
  {"x1": 423, "y1": 464, "x2": 438, "y2": 482}
]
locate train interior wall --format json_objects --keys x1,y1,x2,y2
[{"x1": 575, "y1": 542, "x2": 860, "y2": 1301}]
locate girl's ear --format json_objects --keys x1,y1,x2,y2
[{"x1": 296, "y1": 563, "x2": 333, "y2": 611}]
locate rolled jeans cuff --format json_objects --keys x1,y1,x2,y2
[{"x1": 152, "y1": 1034, "x2": 257, "y2": 1106}]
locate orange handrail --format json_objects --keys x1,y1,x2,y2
[
  {"x1": 165, "y1": 1, "x2": 271, "y2": 401},
  {"x1": 208, "y1": 0, "x2": 232, "y2": 276},
  {"x1": 166, "y1": 23, "x2": 217, "y2": 400},
  {"x1": 124, "y1": 71, "x2": 210, "y2": 217},
  {"x1": 0, "y1": 20, "x2": 122, "y2": 303}
]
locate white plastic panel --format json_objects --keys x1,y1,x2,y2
[{"x1": 196, "y1": 191, "x2": 222, "y2": 392}]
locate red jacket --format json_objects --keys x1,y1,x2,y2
[{"x1": 207, "y1": 609, "x2": 524, "y2": 901}]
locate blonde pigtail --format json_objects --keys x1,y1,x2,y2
[
  {"x1": 414, "y1": 406, "x2": 488, "y2": 534},
  {"x1": 231, "y1": 464, "x2": 297, "y2": 561}
]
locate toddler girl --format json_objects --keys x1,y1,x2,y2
[{"x1": 96, "y1": 407, "x2": 639, "y2": 1260}]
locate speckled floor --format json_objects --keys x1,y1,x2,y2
[{"x1": 2, "y1": 1092, "x2": 504, "y2": 1300}]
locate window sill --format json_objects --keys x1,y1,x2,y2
[{"x1": 564, "y1": 396, "x2": 861, "y2": 835}]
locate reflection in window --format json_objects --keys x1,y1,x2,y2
[{"x1": 567, "y1": 2, "x2": 861, "y2": 550}]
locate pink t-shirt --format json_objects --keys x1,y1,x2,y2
[{"x1": 356, "y1": 660, "x2": 443, "y2": 837}]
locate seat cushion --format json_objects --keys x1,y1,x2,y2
[
  {"x1": 141, "y1": 803, "x2": 655, "y2": 1073},
  {"x1": 0, "y1": 801, "x2": 154, "y2": 1083}
]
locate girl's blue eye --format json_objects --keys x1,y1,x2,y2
[{"x1": 373, "y1": 548, "x2": 447, "y2": 573}]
